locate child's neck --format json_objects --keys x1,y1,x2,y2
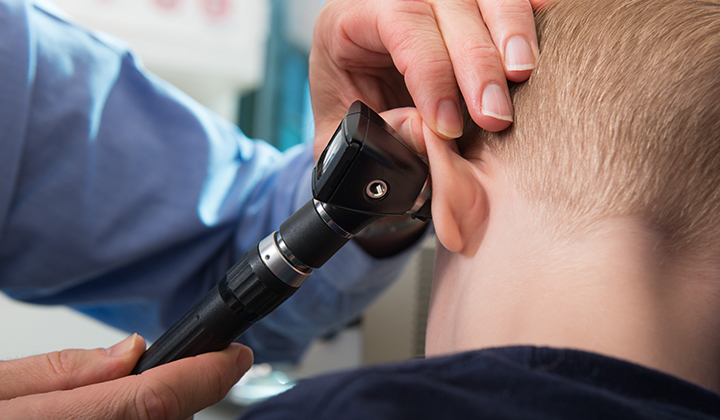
[{"x1": 427, "y1": 207, "x2": 720, "y2": 394}]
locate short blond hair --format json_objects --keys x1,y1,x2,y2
[{"x1": 462, "y1": 0, "x2": 720, "y2": 254}]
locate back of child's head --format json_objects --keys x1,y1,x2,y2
[{"x1": 461, "y1": 0, "x2": 720, "y2": 256}]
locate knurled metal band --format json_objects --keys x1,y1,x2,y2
[{"x1": 258, "y1": 232, "x2": 312, "y2": 288}]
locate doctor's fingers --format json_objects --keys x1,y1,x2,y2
[
  {"x1": 428, "y1": 0, "x2": 538, "y2": 133},
  {"x1": 476, "y1": 0, "x2": 540, "y2": 81},
  {"x1": 0, "y1": 334, "x2": 146, "y2": 400},
  {"x1": 0, "y1": 343, "x2": 253, "y2": 420},
  {"x1": 318, "y1": 0, "x2": 463, "y2": 140}
]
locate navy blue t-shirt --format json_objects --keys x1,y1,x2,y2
[{"x1": 242, "y1": 346, "x2": 720, "y2": 419}]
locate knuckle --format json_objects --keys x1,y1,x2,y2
[
  {"x1": 133, "y1": 379, "x2": 181, "y2": 420},
  {"x1": 463, "y1": 41, "x2": 503, "y2": 64},
  {"x1": 44, "y1": 350, "x2": 75, "y2": 387},
  {"x1": 492, "y1": 0, "x2": 533, "y2": 13},
  {"x1": 429, "y1": 0, "x2": 481, "y2": 14},
  {"x1": 392, "y1": 33, "x2": 447, "y2": 74},
  {"x1": 384, "y1": 0, "x2": 437, "y2": 32},
  {"x1": 392, "y1": 0, "x2": 434, "y2": 14},
  {"x1": 404, "y1": 55, "x2": 453, "y2": 86},
  {"x1": 380, "y1": 1, "x2": 437, "y2": 44},
  {"x1": 484, "y1": 0, "x2": 534, "y2": 24}
]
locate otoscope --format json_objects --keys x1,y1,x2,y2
[{"x1": 132, "y1": 101, "x2": 431, "y2": 374}]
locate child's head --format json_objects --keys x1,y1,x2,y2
[
  {"x1": 454, "y1": 0, "x2": 720, "y2": 255},
  {"x1": 424, "y1": 0, "x2": 720, "y2": 390}
]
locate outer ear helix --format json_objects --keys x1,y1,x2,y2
[{"x1": 424, "y1": 123, "x2": 488, "y2": 254}]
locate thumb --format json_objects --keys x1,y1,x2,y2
[
  {"x1": 0, "y1": 333, "x2": 145, "y2": 400},
  {"x1": 377, "y1": 107, "x2": 427, "y2": 157}
]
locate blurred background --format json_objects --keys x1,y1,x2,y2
[{"x1": 0, "y1": 0, "x2": 435, "y2": 418}]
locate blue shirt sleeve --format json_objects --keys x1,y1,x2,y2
[{"x1": 0, "y1": 0, "x2": 415, "y2": 363}]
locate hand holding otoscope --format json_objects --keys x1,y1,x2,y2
[{"x1": 132, "y1": 101, "x2": 431, "y2": 374}]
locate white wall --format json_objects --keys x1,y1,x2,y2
[
  {"x1": 0, "y1": 293, "x2": 128, "y2": 359},
  {"x1": 48, "y1": 0, "x2": 271, "y2": 122}
]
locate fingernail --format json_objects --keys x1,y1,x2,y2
[
  {"x1": 107, "y1": 334, "x2": 137, "y2": 357},
  {"x1": 504, "y1": 36, "x2": 535, "y2": 72},
  {"x1": 436, "y1": 100, "x2": 463, "y2": 139},
  {"x1": 481, "y1": 84, "x2": 513, "y2": 122}
]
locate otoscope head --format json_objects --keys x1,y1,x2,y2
[
  {"x1": 313, "y1": 101, "x2": 431, "y2": 221},
  {"x1": 278, "y1": 101, "x2": 431, "y2": 269}
]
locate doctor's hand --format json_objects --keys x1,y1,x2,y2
[
  {"x1": 0, "y1": 334, "x2": 253, "y2": 420},
  {"x1": 311, "y1": 0, "x2": 552, "y2": 159}
]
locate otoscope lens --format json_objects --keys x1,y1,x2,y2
[{"x1": 318, "y1": 129, "x2": 344, "y2": 178}]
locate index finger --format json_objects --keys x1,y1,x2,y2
[
  {"x1": 429, "y1": 0, "x2": 515, "y2": 132},
  {"x1": 375, "y1": 0, "x2": 464, "y2": 140}
]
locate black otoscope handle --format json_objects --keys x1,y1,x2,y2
[
  {"x1": 132, "y1": 246, "x2": 299, "y2": 374},
  {"x1": 131, "y1": 200, "x2": 371, "y2": 374}
]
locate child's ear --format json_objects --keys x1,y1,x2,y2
[{"x1": 425, "y1": 124, "x2": 488, "y2": 254}]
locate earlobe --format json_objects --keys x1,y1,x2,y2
[{"x1": 424, "y1": 124, "x2": 488, "y2": 254}]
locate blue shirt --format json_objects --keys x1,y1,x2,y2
[{"x1": 0, "y1": 0, "x2": 414, "y2": 363}]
